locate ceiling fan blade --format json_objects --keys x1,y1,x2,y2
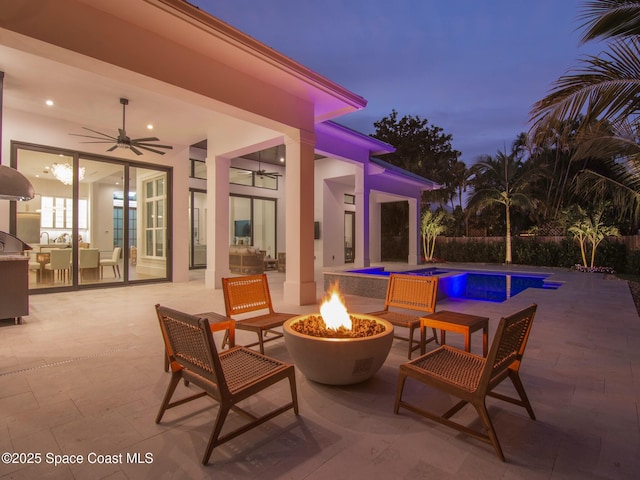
[
  {"x1": 106, "y1": 145, "x2": 118, "y2": 152},
  {"x1": 70, "y1": 132, "x2": 117, "y2": 141},
  {"x1": 76, "y1": 140, "x2": 118, "y2": 144},
  {"x1": 80, "y1": 127, "x2": 117, "y2": 139},
  {"x1": 129, "y1": 145, "x2": 144, "y2": 155},
  {"x1": 135, "y1": 144, "x2": 168, "y2": 155},
  {"x1": 131, "y1": 137, "x2": 160, "y2": 142},
  {"x1": 135, "y1": 142, "x2": 173, "y2": 150}
]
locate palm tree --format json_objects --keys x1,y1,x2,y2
[
  {"x1": 530, "y1": 0, "x2": 640, "y2": 229},
  {"x1": 466, "y1": 151, "x2": 538, "y2": 264},
  {"x1": 450, "y1": 160, "x2": 474, "y2": 209},
  {"x1": 530, "y1": 1, "x2": 640, "y2": 129},
  {"x1": 571, "y1": 119, "x2": 640, "y2": 226},
  {"x1": 568, "y1": 204, "x2": 621, "y2": 268}
]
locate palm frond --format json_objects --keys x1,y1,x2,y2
[
  {"x1": 530, "y1": 37, "x2": 640, "y2": 128},
  {"x1": 573, "y1": 120, "x2": 640, "y2": 159},
  {"x1": 579, "y1": 0, "x2": 640, "y2": 43},
  {"x1": 575, "y1": 166, "x2": 640, "y2": 221}
]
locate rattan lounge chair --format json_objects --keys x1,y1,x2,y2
[
  {"x1": 155, "y1": 304, "x2": 299, "y2": 465},
  {"x1": 222, "y1": 274, "x2": 295, "y2": 354},
  {"x1": 368, "y1": 273, "x2": 439, "y2": 359},
  {"x1": 394, "y1": 304, "x2": 537, "y2": 461}
]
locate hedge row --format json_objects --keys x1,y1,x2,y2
[{"x1": 435, "y1": 237, "x2": 638, "y2": 274}]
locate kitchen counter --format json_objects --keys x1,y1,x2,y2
[
  {"x1": 31, "y1": 243, "x2": 71, "y2": 251},
  {"x1": 0, "y1": 254, "x2": 28, "y2": 261}
]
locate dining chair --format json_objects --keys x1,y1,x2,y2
[
  {"x1": 100, "y1": 246, "x2": 122, "y2": 279},
  {"x1": 44, "y1": 248, "x2": 72, "y2": 283},
  {"x1": 79, "y1": 248, "x2": 100, "y2": 281}
]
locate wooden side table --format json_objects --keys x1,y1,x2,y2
[
  {"x1": 420, "y1": 310, "x2": 489, "y2": 356},
  {"x1": 196, "y1": 312, "x2": 236, "y2": 349}
]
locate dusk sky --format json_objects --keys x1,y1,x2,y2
[{"x1": 192, "y1": 1, "x2": 606, "y2": 165}]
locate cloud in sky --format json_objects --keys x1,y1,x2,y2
[{"x1": 193, "y1": 0, "x2": 606, "y2": 164}]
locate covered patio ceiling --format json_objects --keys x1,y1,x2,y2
[{"x1": 0, "y1": 0, "x2": 368, "y2": 168}]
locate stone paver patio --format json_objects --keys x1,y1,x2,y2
[{"x1": 0, "y1": 263, "x2": 638, "y2": 479}]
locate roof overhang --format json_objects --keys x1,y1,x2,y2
[
  {"x1": 369, "y1": 157, "x2": 441, "y2": 191},
  {"x1": 0, "y1": 0, "x2": 368, "y2": 127}
]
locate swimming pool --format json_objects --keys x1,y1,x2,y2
[{"x1": 324, "y1": 266, "x2": 562, "y2": 302}]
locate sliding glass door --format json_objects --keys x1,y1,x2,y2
[
  {"x1": 229, "y1": 195, "x2": 276, "y2": 257},
  {"x1": 12, "y1": 142, "x2": 170, "y2": 292}
]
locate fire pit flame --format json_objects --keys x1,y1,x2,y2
[{"x1": 320, "y1": 283, "x2": 352, "y2": 330}]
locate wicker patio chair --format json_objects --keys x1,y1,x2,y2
[
  {"x1": 222, "y1": 274, "x2": 295, "y2": 354},
  {"x1": 155, "y1": 304, "x2": 299, "y2": 465},
  {"x1": 367, "y1": 273, "x2": 439, "y2": 359},
  {"x1": 394, "y1": 304, "x2": 537, "y2": 461}
]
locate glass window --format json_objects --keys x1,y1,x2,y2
[
  {"x1": 230, "y1": 167, "x2": 253, "y2": 186},
  {"x1": 191, "y1": 158, "x2": 206, "y2": 179},
  {"x1": 190, "y1": 190, "x2": 207, "y2": 268},
  {"x1": 254, "y1": 174, "x2": 278, "y2": 190},
  {"x1": 229, "y1": 195, "x2": 276, "y2": 255},
  {"x1": 142, "y1": 173, "x2": 167, "y2": 259}
]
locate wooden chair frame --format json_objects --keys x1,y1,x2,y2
[
  {"x1": 222, "y1": 274, "x2": 295, "y2": 354},
  {"x1": 394, "y1": 304, "x2": 537, "y2": 461},
  {"x1": 155, "y1": 304, "x2": 299, "y2": 465},
  {"x1": 368, "y1": 273, "x2": 439, "y2": 359},
  {"x1": 162, "y1": 311, "x2": 235, "y2": 372}
]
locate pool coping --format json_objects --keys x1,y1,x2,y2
[{"x1": 323, "y1": 264, "x2": 565, "y2": 300}]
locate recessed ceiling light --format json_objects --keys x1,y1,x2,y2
[
  {"x1": 147, "y1": 124, "x2": 154, "y2": 130},
  {"x1": 45, "y1": 99, "x2": 54, "y2": 106},
  {"x1": 280, "y1": 157, "x2": 285, "y2": 163}
]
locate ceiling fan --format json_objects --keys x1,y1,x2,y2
[{"x1": 70, "y1": 98, "x2": 173, "y2": 155}]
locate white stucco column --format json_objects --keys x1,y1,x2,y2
[
  {"x1": 284, "y1": 130, "x2": 317, "y2": 305},
  {"x1": 408, "y1": 198, "x2": 419, "y2": 265},
  {"x1": 370, "y1": 195, "x2": 381, "y2": 263},
  {"x1": 205, "y1": 154, "x2": 230, "y2": 289},
  {"x1": 354, "y1": 163, "x2": 370, "y2": 268},
  {"x1": 171, "y1": 147, "x2": 191, "y2": 282}
]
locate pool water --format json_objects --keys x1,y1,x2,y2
[
  {"x1": 346, "y1": 267, "x2": 561, "y2": 302},
  {"x1": 439, "y1": 272, "x2": 560, "y2": 302}
]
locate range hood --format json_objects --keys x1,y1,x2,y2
[
  {"x1": 0, "y1": 165, "x2": 35, "y2": 201},
  {"x1": 0, "y1": 71, "x2": 34, "y2": 201}
]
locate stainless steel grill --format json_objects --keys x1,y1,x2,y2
[{"x1": 0, "y1": 231, "x2": 32, "y2": 254}]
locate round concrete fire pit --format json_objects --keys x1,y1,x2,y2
[{"x1": 283, "y1": 314, "x2": 394, "y2": 385}]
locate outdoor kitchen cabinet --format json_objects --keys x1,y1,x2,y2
[{"x1": 0, "y1": 256, "x2": 29, "y2": 323}]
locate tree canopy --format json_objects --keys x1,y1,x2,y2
[{"x1": 371, "y1": 109, "x2": 461, "y2": 206}]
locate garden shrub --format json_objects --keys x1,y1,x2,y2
[{"x1": 437, "y1": 236, "x2": 632, "y2": 273}]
